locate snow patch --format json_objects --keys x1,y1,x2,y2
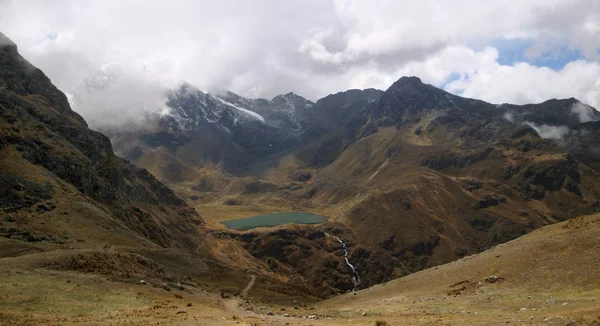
[{"x1": 216, "y1": 98, "x2": 265, "y2": 122}]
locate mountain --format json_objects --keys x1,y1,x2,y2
[
  {"x1": 0, "y1": 32, "x2": 204, "y2": 251},
  {"x1": 102, "y1": 84, "x2": 325, "y2": 175},
  {"x1": 2, "y1": 30, "x2": 600, "y2": 324},
  {"x1": 104, "y1": 73, "x2": 600, "y2": 294},
  {"x1": 310, "y1": 77, "x2": 600, "y2": 280},
  {"x1": 6, "y1": 25, "x2": 600, "y2": 298},
  {"x1": 0, "y1": 34, "x2": 382, "y2": 303},
  {"x1": 2, "y1": 32, "x2": 332, "y2": 317}
]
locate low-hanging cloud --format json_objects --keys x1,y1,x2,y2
[
  {"x1": 503, "y1": 111, "x2": 516, "y2": 123},
  {"x1": 524, "y1": 122, "x2": 570, "y2": 140},
  {"x1": 69, "y1": 64, "x2": 170, "y2": 129},
  {"x1": 0, "y1": 0, "x2": 599, "y2": 129},
  {"x1": 571, "y1": 102, "x2": 597, "y2": 123}
]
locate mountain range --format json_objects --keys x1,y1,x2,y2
[
  {"x1": 85, "y1": 62, "x2": 600, "y2": 292},
  {"x1": 2, "y1": 31, "x2": 600, "y2": 324}
]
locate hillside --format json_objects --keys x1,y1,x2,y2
[
  {"x1": 2, "y1": 212, "x2": 598, "y2": 325},
  {"x1": 318, "y1": 212, "x2": 600, "y2": 325},
  {"x1": 0, "y1": 32, "x2": 205, "y2": 251}
]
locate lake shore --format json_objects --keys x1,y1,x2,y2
[{"x1": 221, "y1": 211, "x2": 328, "y2": 230}]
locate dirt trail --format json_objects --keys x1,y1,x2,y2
[
  {"x1": 240, "y1": 274, "x2": 257, "y2": 297},
  {"x1": 222, "y1": 275, "x2": 258, "y2": 321}
]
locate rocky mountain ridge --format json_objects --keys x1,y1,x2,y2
[{"x1": 0, "y1": 32, "x2": 205, "y2": 250}]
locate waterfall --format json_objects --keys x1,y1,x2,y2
[{"x1": 325, "y1": 232, "x2": 361, "y2": 291}]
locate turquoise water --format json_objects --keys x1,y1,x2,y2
[{"x1": 221, "y1": 212, "x2": 328, "y2": 231}]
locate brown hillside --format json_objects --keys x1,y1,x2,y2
[
  {"x1": 0, "y1": 32, "x2": 204, "y2": 251},
  {"x1": 319, "y1": 213, "x2": 600, "y2": 325}
]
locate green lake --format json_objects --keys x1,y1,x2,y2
[{"x1": 221, "y1": 212, "x2": 328, "y2": 231}]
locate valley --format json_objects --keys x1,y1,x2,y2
[
  {"x1": 103, "y1": 72, "x2": 600, "y2": 293},
  {"x1": 1, "y1": 29, "x2": 600, "y2": 326}
]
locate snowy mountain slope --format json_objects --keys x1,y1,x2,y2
[{"x1": 216, "y1": 91, "x2": 316, "y2": 131}]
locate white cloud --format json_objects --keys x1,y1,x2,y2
[
  {"x1": 524, "y1": 122, "x2": 570, "y2": 140},
  {"x1": 445, "y1": 59, "x2": 600, "y2": 107},
  {"x1": 504, "y1": 112, "x2": 516, "y2": 123},
  {"x1": 396, "y1": 46, "x2": 500, "y2": 86},
  {"x1": 70, "y1": 63, "x2": 169, "y2": 129},
  {"x1": 0, "y1": 0, "x2": 599, "y2": 127},
  {"x1": 571, "y1": 101, "x2": 597, "y2": 123}
]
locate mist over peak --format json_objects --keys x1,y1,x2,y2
[
  {"x1": 571, "y1": 101, "x2": 598, "y2": 123},
  {"x1": 69, "y1": 62, "x2": 173, "y2": 129}
]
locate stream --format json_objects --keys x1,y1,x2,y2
[{"x1": 324, "y1": 232, "x2": 361, "y2": 291}]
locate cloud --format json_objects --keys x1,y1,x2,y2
[
  {"x1": 0, "y1": 0, "x2": 599, "y2": 128},
  {"x1": 524, "y1": 122, "x2": 570, "y2": 140},
  {"x1": 571, "y1": 101, "x2": 597, "y2": 123},
  {"x1": 445, "y1": 59, "x2": 600, "y2": 108},
  {"x1": 503, "y1": 112, "x2": 516, "y2": 123},
  {"x1": 69, "y1": 63, "x2": 169, "y2": 129}
]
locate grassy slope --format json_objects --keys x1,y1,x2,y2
[
  {"x1": 317, "y1": 213, "x2": 600, "y2": 325},
  {"x1": 2, "y1": 213, "x2": 598, "y2": 325}
]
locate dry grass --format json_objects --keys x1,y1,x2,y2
[
  {"x1": 1, "y1": 214, "x2": 600, "y2": 325},
  {"x1": 0, "y1": 266, "x2": 239, "y2": 326},
  {"x1": 318, "y1": 213, "x2": 600, "y2": 325}
]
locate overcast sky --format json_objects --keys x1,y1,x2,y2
[{"x1": 1, "y1": 0, "x2": 599, "y2": 125}]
